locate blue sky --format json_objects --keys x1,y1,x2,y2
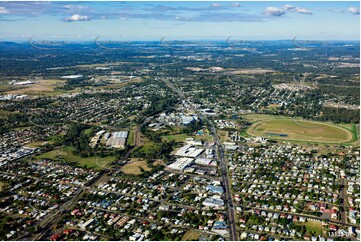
[{"x1": 0, "y1": 1, "x2": 359, "y2": 41}]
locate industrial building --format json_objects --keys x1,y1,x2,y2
[
  {"x1": 167, "y1": 158, "x2": 194, "y2": 171},
  {"x1": 195, "y1": 158, "x2": 217, "y2": 166},
  {"x1": 105, "y1": 131, "x2": 128, "y2": 148},
  {"x1": 181, "y1": 115, "x2": 198, "y2": 125},
  {"x1": 175, "y1": 145, "x2": 204, "y2": 158}
]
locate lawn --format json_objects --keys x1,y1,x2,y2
[
  {"x1": 247, "y1": 118, "x2": 353, "y2": 144},
  {"x1": 297, "y1": 220, "x2": 323, "y2": 236},
  {"x1": 36, "y1": 146, "x2": 116, "y2": 169},
  {"x1": 121, "y1": 159, "x2": 150, "y2": 175}
]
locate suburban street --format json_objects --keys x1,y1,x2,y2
[{"x1": 163, "y1": 79, "x2": 238, "y2": 241}]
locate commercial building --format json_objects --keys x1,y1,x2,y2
[
  {"x1": 202, "y1": 196, "x2": 225, "y2": 208},
  {"x1": 206, "y1": 185, "x2": 224, "y2": 195}
]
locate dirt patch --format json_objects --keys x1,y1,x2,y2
[{"x1": 121, "y1": 158, "x2": 151, "y2": 175}]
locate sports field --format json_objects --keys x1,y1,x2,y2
[{"x1": 247, "y1": 118, "x2": 353, "y2": 143}]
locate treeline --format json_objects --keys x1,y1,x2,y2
[
  {"x1": 318, "y1": 85, "x2": 360, "y2": 105},
  {"x1": 319, "y1": 107, "x2": 360, "y2": 124},
  {"x1": 61, "y1": 123, "x2": 93, "y2": 157}
]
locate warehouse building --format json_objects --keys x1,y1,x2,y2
[
  {"x1": 106, "y1": 131, "x2": 128, "y2": 148},
  {"x1": 167, "y1": 158, "x2": 194, "y2": 171},
  {"x1": 175, "y1": 145, "x2": 204, "y2": 158}
]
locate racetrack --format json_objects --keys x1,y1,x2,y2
[{"x1": 247, "y1": 118, "x2": 353, "y2": 143}]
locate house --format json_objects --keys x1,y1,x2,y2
[
  {"x1": 212, "y1": 221, "x2": 227, "y2": 230},
  {"x1": 240, "y1": 232, "x2": 247, "y2": 239},
  {"x1": 239, "y1": 218, "x2": 246, "y2": 223},
  {"x1": 329, "y1": 224, "x2": 338, "y2": 231},
  {"x1": 80, "y1": 218, "x2": 94, "y2": 230}
]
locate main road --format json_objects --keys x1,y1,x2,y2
[{"x1": 163, "y1": 79, "x2": 238, "y2": 241}]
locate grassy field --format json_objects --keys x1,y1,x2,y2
[
  {"x1": 139, "y1": 142, "x2": 157, "y2": 153},
  {"x1": 162, "y1": 133, "x2": 213, "y2": 143},
  {"x1": 247, "y1": 117, "x2": 353, "y2": 144},
  {"x1": 0, "y1": 181, "x2": 7, "y2": 192},
  {"x1": 126, "y1": 129, "x2": 135, "y2": 146},
  {"x1": 6, "y1": 79, "x2": 68, "y2": 96},
  {"x1": 162, "y1": 134, "x2": 191, "y2": 142},
  {"x1": 181, "y1": 230, "x2": 202, "y2": 241},
  {"x1": 243, "y1": 113, "x2": 289, "y2": 122},
  {"x1": 37, "y1": 146, "x2": 116, "y2": 169},
  {"x1": 121, "y1": 159, "x2": 150, "y2": 175},
  {"x1": 0, "y1": 110, "x2": 14, "y2": 118},
  {"x1": 217, "y1": 130, "x2": 229, "y2": 141},
  {"x1": 329, "y1": 123, "x2": 360, "y2": 146},
  {"x1": 296, "y1": 220, "x2": 323, "y2": 236},
  {"x1": 25, "y1": 141, "x2": 49, "y2": 148}
]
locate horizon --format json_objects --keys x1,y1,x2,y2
[
  {"x1": 0, "y1": 1, "x2": 360, "y2": 41},
  {"x1": 2, "y1": 38, "x2": 361, "y2": 43}
]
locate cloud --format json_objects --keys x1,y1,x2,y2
[
  {"x1": 0, "y1": 7, "x2": 9, "y2": 14},
  {"x1": 295, "y1": 7, "x2": 312, "y2": 15},
  {"x1": 348, "y1": 7, "x2": 360, "y2": 14},
  {"x1": 62, "y1": 14, "x2": 90, "y2": 22},
  {"x1": 265, "y1": 5, "x2": 312, "y2": 16},
  {"x1": 63, "y1": 5, "x2": 89, "y2": 11},
  {"x1": 264, "y1": 7, "x2": 286, "y2": 17},
  {"x1": 283, "y1": 4, "x2": 295, "y2": 11}
]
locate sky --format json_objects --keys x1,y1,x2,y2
[{"x1": 0, "y1": 1, "x2": 360, "y2": 41}]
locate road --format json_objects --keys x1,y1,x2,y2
[
  {"x1": 340, "y1": 179, "x2": 348, "y2": 224},
  {"x1": 207, "y1": 120, "x2": 238, "y2": 241},
  {"x1": 163, "y1": 79, "x2": 238, "y2": 241}
]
